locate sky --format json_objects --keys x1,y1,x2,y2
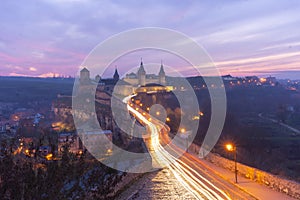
[{"x1": 1, "y1": 0, "x2": 300, "y2": 79}]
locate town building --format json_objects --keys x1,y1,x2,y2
[{"x1": 58, "y1": 132, "x2": 83, "y2": 155}]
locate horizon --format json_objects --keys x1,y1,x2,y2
[{"x1": 1, "y1": 71, "x2": 299, "y2": 81}]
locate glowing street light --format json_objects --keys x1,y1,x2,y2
[
  {"x1": 180, "y1": 128, "x2": 186, "y2": 134},
  {"x1": 225, "y1": 143, "x2": 238, "y2": 183},
  {"x1": 226, "y1": 143, "x2": 234, "y2": 152},
  {"x1": 46, "y1": 153, "x2": 53, "y2": 161},
  {"x1": 180, "y1": 128, "x2": 189, "y2": 152},
  {"x1": 166, "y1": 117, "x2": 170, "y2": 122},
  {"x1": 107, "y1": 149, "x2": 112, "y2": 154}
]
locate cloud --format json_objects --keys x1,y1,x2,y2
[
  {"x1": 38, "y1": 72, "x2": 60, "y2": 78},
  {"x1": 260, "y1": 41, "x2": 300, "y2": 51},
  {"x1": 8, "y1": 72, "x2": 31, "y2": 77},
  {"x1": 215, "y1": 51, "x2": 300, "y2": 67},
  {"x1": 29, "y1": 67, "x2": 37, "y2": 71},
  {"x1": 31, "y1": 51, "x2": 45, "y2": 59}
]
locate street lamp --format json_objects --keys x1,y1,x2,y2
[
  {"x1": 225, "y1": 143, "x2": 238, "y2": 183},
  {"x1": 180, "y1": 128, "x2": 189, "y2": 152}
]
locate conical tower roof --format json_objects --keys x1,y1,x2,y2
[
  {"x1": 159, "y1": 61, "x2": 165, "y2": 76},
  {"x1": 137, "y1": 59, "x2": 146, "y2": 75},
  {"x1": 80, "y1": 67, "x2": 89, "y2": 73},
  {"x1": 113, "y1": 67, "x2": 119, "y2": 80}
]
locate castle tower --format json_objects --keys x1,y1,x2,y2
[
  {"x1": 113, "y1": 67, "x2": 119, "y2": 81},
  {"x1": 80, "y1": 67, "x2": 90, "y2": 84},
  {"x1": 137, "y1": 59, "x2": 146, "y2": 86},
  {"x1": 158, "y1": 61, "x2": 166, "y2": 85},
  {"x1": 95, "y1": 74, "x2": 101, "y2": 82}
]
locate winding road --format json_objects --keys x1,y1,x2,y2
[{"x1": 126, "y1": 99, "x2": 256, "y2": 200}]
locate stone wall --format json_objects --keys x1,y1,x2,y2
[
  {"x1": 187, "y1": 143, "x2": 300, "y2": 199},
  {"x1": 108, "y1": 152, "x2": 152, "y2": 198}
]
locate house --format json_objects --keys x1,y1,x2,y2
[{"x1": 58, "y1": 132, "x2": 83, "y2": 155}]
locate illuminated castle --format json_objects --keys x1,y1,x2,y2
[
  {"x1": 79, "y1": 60, "x2": 168, "y2": 96},
  {"x1": 123, "y1": 60, "x2": 166, "y2": 86}
]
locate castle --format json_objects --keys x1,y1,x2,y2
[
  {"x1": 123, "y1": 60, "x2": 166, "y2": 86},
  {"x1": 79, "y1": 60, "x2": 167, "y2": 96}
]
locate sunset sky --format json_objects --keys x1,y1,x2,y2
[{"x1": 1, "y1": 0, "x2": 300, "y2": 79}]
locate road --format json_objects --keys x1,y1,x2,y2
[
  {"x1": 258, "y1": 113, "x2": 300, "y2": 135},
  {"x1": 116, "y1": 168, "x2": 197, "y2": 200},
  {"x1": 126, "y1": 101, "x2": 256, "y2": 200}
]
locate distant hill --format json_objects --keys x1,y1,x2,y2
[{"x1": 0, "y1": 77, "x2": 74, "y2": 105}]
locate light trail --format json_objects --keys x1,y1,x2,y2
[
  {"x1": 124, "y1": 95, "x2": 254, "y2": 199},
  {"x1": 151, "y1": 125, "x2": 231, "y2": 200},
  {"x1": 125, "y1": 98, "x2": 232, "y2": 200}
]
